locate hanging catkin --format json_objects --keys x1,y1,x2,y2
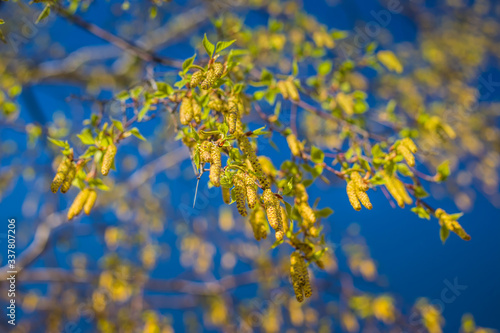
[
  {"x1": 245, "y1": 175, "x2": 258, "y2": 209},
  {"x1": 101, "y1": 143, "x2": 117, "y2": 176},
  {"x1": 60, "y1": 163, "x2": 76, "y2": 193},
  {"x1": 233, "y1": 172, "x2": 248, "y2": 217},
  {"x1": 213, "y1": 62, "x2": 224, "y2": 78},
  {"x1": 209, "y1": 142, "x2": 221, "y2": 187},
  {"x1": 68, "y1": 188, "x2": 90, "y2": 220},
  {"x1": 179, "y1": 97, "x2": 194, "y2": 125},
  {"x1": 51, "y1": 158, "x2": 71, "y2": 193},
  {"x1": 190, "y1": 71, "x2": 204, "y2": 88},
  {"x1": 286, "y1": 133, "x2": 302, "y2": 157},
  {"x1": 238, "y1": 136, "x2": 270, "y2": 189},
  {"x1": 84, "y1": 189, "x2": 97, "y2": 215},
  {"x1": 222, "y1": 186, "x2": 231, "y2": 204}
]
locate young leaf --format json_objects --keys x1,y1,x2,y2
[
  {"x1": 36, "y1": 5, "x2": 51, "y2": 24},
  {"x1": 128, "y1": 128, "x2": 146, "y2": 141},
  {"x1": 182, "y1": 54, "x2": 196, "y2": 72},
  {"x1": 138, "y1": 100, "x2": 152, "y2": 121},
  {"x1": 215, "y1": 39, "x2": 236, "y2": 54},
  {"x1": 202, "y1": 34, "x2": 215, "y2": 58},
  {"x1": 435, "y1": 160, "x2": 450, "y2": 182},
  {"x1": 440, "y1": 225, "x2": 450, "y2": 244},
  {"x1": 47, "y1": 137, "x2": 69, "y2": 149},
  {"x1": 311, "y1": 146, "x2": 325, "y2": 164}
]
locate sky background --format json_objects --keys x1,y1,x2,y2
[{"x1": 1, "y1": 0, "x2": 499, "y2": 332}]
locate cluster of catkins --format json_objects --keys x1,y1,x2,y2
[
  {"x1": 294, "y1": 183, "x2": 317, "y2": 230},
  {"x1": 51, "y1": 142, "x2": 117, "y2": 220},
  {"x1": 346, "y1": 171, "x2": 372, "y2": 211},
  {"x1": 394, "y1": 137, "x2": 417, "y2": 167},
  {"x1": 190, "y1": 62, "x2": 224, "y2": 90},
  {"x1": 383, "y1": 171, "x2": 413, "y2": 208},
  {"x1": 290, "y1": 252, "x2": 312, "y2": 302},
  {"x1": 51, "y1": 158, "x2": 76, "y2": 194}
]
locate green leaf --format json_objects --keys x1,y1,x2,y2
[
  {"x1": 0, "y1": 19, "x2": 4, "y2": 25},
  {"x1": 77, "y1": 129, "x2": 95, "y2": 145},
  {"x1": 111, "y1": 118, "x2": 124, "y2": 132},
  {"x1": 36, "y1": 5, "x2": 51, "y2": 24},
  {"x1": 115, "y1": 90, "x2": 130, "y2": 101},
  {"x1": 81, "y1": 146, "x2": 98, "y2": 159},
  {"x1": 202, "y1": 34, "x2": 215, "y2": 58},
  {"x1": 318, "y1": 61, "x2": 332, "y2": 76},
  {"x1": 138, "y1": 100, "x2": 152, "y2": 121},
  {"x1": 128, "y1": 127, "x2": 146, "y2": 141},
  {"x1": 411, "y1": 206, "x2": 430, "y2": 220},
  {"x1": 413, "y1": 185, "x2": 429, "y2": 198},
  {"x1": 182, "y1": 54, "x2": 196, "y2": 72},
  {"x1": 440, "y1": 225, "x2": 450, "y2": 244},
  {"x1": 397, "y1": 163, "x2": 413, "y2": 177},
  {"x1": 47, "y1": 137, "x2": 69, "y2": 149},
  {"x1": 436, "y1": 160, "x2": 450, "y2": 182},
  {"x1": 292, "y1": 59, "x2": 299, "y2": 77},
  {"x1": 283, "y1": 178, "x2": 294, "y2": 196},
  {"x1": 174, "y1": 78, "x2": 189, "y2": 89},
  {"x1": 252, "y1": 126, "x2": 269, "y2": 136},
  {"x1": 310, "y1": 146, "x2": 325, "y2": 164},
  {"x1": 316, "y1": 207, "x2": 333, "y2": 218},
  {"x1": 215, "y1": 39, "x2": 236, "y2": 54}
]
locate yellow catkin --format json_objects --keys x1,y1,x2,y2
[
  {"x1": 227, "y1": 110, "x2": 238, "y2": 134},
  {"x1": 190, "y1": 71, "x2": 204, "y2": 88},
  {"x1": 233, "y1": 173, "x2": 248, "y2": 217},
  {"x1": 60, "y1": 163, "x2": 76, "y2": 194},
  {"x1": 68, "y1": 189, "x2": 90, "y2": 220},
  {"x1": 397, "y1": 144, "x2": 415, "y2": 167},
  {"x1": 101, "y1": 143, "x2": 117, "y2": 176},
  {"x1": 250, "y1": 205, "x2": 268, "y2": 241},
  {"x1": 263, "y1": 189, "x2": 279, "y2": 230},
  {"x1": 295, "y1": 183, "x2": 309, "y2": 202},
  {"x1": 356, "y1": 188, "x2": 373, "y2": 210},
  {"x1": 201, "y1": 69, "x2": 216, "y2": 90},
  {"x1": 275, "y1": 200, "x2": 284, "y2": 241},
  {"x1": 51, "y1": 158, "x2": 71, "y2": 193},
  {"x1": 290, "y1": 253, "x2": 304, "y2": 302},
  {"x1": 402, "y1": 137, "x2": 417, "y2": 153},
  {"x1": 299, "y1": 256, "x2": 312, "y2": 298},
  {"x1": 238, "y1": 136, "x2": 270, "y2": 189},
  {"x1": 393, "y1": 177, "x2": 413, "y2": 205},
  {"x1": 280, "y1": 205, "x2": 289, "y2": 234},
  {"x1": 234, "y1": 118, "x2": 244, "y2": 137},
  {"x1": 84, "y1": 189, "x2": 97, "y2": 215},
  {"x1": 347, "y1": 181, "x2": 361, "y2": 211},
  {"x1": 213, "y1": 62, "x2": 224, "y2": 78},
  {"x1": 351, "y1": 172, "x2": 369, "y2": 191},
  {"x1": 277, "y1": 81, "x2": 289, "y2": 99},
  {"x1": 245, "y1": 175, "x2": 257, "y2": 209},
  {"x1": 384, "y1": 175, "x2": 405, "y2": 208},
  {"x1": 286, "y1": 80, "x2": 300, "y2": 101},
  {"x1": 210, "y1": 143, "x2": 221, "y2": 187},
  {"x1": 192, "y1": 99, "x2": 202, "y2": 124},
  {"x1": 298, "y1": 202, "x2": 316, "y2": 227},
  {"x1": 179, "y1": 97, "x2": 193, "y2": 125},
  {"x1": 286, "y1": 133, "x2": 302, "y2": 157},
  {"x1": 207, "y1": 95, "x2": 224, "y2": 112},
  {"x1": 222, "y1": 186, "x2": 231, "y2": 204},
  {"x1": 199, "y1": 141, "x2": 212, "y2": 164}
]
